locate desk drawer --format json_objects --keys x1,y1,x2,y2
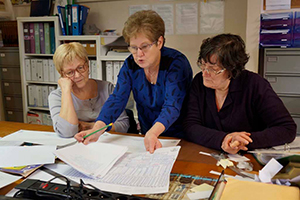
[
  {"x1": 279, "y1": 96, "x2": 300, "y2": 114},
  {"x1": 266, "y1": 76, "x2": 300, "y2": 94},
  {"x1": 265, "y1": 55, "x2": 300, "y2": 74},
  {"x1": 2, "y1": 81, "x2": 22, "y2": 95},
  {"x1": 4, "y1": 96, "x2": 23, "y2": 110},
  {"x1": 0, "y1": 66, "x2": 21, "y2": 80},
  {"x1": 0, "y1": 51, "x2": 19, "y2": 65},
  {"x1": 5, "y1": 110, "x2": 23, "y2": 122}
]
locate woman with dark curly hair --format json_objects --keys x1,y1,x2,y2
[{"x1": 183, "y1": 33, "x2": 296, "y2": 154}]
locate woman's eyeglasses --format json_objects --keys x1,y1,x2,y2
[
  {"x1": 128, "y1": 41, "x2": 157, "y2": 54},
  {"x1": 63, "y1": 62, "x2": 88, "y2": 78},
  {"x1": 197, "y1": 60, "x2": 226, "y2": 76}
]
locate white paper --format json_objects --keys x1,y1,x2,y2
[
  {"x1": 176, "y1": 3, "x2": 198, "y2": 34},
  {"x1": 200, "y1": 0, "x2": 224, "y2": 34},
  {"x1": 1, "y1": 130, "x2": 76, "y2": 147},
  {"x1": 0, "y1": 146, "x2": 56, "y2": 167},
  {"x1": 97, "y1": 132, "x2": 180, "y2": 153},
  {"x1": 266, "y1": 0, "x2": 291, "y2": 10},
  {"x1": 0, "y1": 141, "x2": 24, "y2": 146},
  {"x1": 129, "y1": 5, "x2": 151, "y2": 16},
  {"x1": 47, "y1": 146, "x2": 180, "y2": 195},
  {"x1": 187, "y1": 190, "x2": 212, "y2": 199},
  {"x1": 0, "y1": 171, "x2": 21, "y2": 189},
  {"x1": 54, "y1": 142, "x2": 128, "y2": 178},
  {"x1": 152, "y1": 4, "x2": 174, "y2": 35},
  {"x1": 227, "y1": 154, "x2": 250, "y2": 162},
  {"x1": 259, "y1": 158, "x2": 283, "y2": 183}
]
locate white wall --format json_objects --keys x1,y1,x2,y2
[{"x1": 13, "y1": 0, "x2": 247, "y2": 75}]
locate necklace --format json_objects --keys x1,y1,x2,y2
[{"x1": 145, "y1": 69, "x2": 158, "y2": 85}]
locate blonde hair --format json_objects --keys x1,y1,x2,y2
[
  {"x1": 53, "y1": 42, "x2": 88, "y2": 75},
  {"x1": 122, "y1": 10, "x2": 165, "y2": 46}
]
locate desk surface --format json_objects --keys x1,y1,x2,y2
[{"x1": 0, "y1": 121, "x2": 262, "y2": 196}]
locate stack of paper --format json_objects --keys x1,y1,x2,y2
[
  {"x1": 1, "y1": 130, "x2": 76, "y2": 148},
  {"x1": 47, "y1": 146, "x2": 181, "y2": 194},
  {"x1": 54, "y1": 142, "x2": 128, "y2": 178}
]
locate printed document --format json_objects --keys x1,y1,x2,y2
[
  {"x1": 1, "y1": 130, "x2": 76, "y2": 147},
  {"x1": 97, "y1": 132, "x2": 180, "y2": 153},
  {"x1": 54, "y1": 142, "x2": 128, "y2": 178},
  {"x1": 47, "y1": 146, "x2": 181, "y2": 195}
]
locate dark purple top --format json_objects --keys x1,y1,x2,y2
[{"x1": 183, "y1": 70, "x2": 296, "y2": 151}]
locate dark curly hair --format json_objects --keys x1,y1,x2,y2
[{"x1": 198, "y1": 34, "x2": 249, "y2": 79}]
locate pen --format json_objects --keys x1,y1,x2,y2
[{"x1": 83, "y1": 123, "x2": 113, "y2": 139}]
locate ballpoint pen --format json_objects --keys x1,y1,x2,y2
[{"x1": 83, "y1": 123, "x2": 113, "y2": 139}]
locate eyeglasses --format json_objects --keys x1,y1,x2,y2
[
  {"x1": 128, "y1": 41, "x2": 157, "y2": 54},
  {"x1": 197, "y1": 60, "x2": 226, "y2": 76},
  {"x1": 63, "y1": 62, "x2": 88, "y2": 78}
]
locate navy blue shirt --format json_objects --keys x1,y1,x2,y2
[
  {"x1": 183, "y1": 70, "x2": 296, "y2": 150},
  {"x1": 97, "y1": 47, "x2": 193, "y2": 137}
]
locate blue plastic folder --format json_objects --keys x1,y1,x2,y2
[
  {"x1": 57, "y1": 6, "x2": 66, "y2": 35},
  {"x1": 79, "y1": 5, "x2": 90, "y2": 35},
  {"x1": 72, "y1": 4, "x2": 80, "y2": 35}
]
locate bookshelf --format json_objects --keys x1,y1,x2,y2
[{"x1": 17, "y1": 16, "x2": 131, "y2": 125}]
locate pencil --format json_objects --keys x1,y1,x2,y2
[{"x1": 83, "y1": 123, "x2": 113, "y2": 139}]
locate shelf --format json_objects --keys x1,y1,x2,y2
[
  {"x1": 100, "y1": 55, "x2": 130, "y2": 61},
  {"x1": 16, "y1": 16, "x2": 59, "y2": 23},
  {"x1": 25, "y1": 53, "x2": 54, "y2": 57},
  {"x1": 27, "y1": 81, "x2": 57, "y2": 85},
  {"x1": 28, "y1": 107, "x2": 49, "y2": 111},
  {"x1": 58, "y1": 35, "x2": 101, "y2": 41}
]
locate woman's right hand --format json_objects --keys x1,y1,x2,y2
[
  {"x1": 58, "y1": 77, "x2": 73, "y2": 92},
  {"x1": 74, "y1": 121, "x2": 106, "y2": 145},
  {"x1": 221, "y1": 131, "x2": 253, "y2": 154}
]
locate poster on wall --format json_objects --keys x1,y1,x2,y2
[
  {"x1": 175, "y1": 3, "x2": 198, "y2": 35},
  {"x1": 152, "y1": 4, "x2": 174, "y2": 35},
  {"x1": 200, "y1": 0, "x2": 224, "y2": 34},
  {"x1": 129, "y1": 5, "x2": 150, "y2": 16}
]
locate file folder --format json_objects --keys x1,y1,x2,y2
[
  {"x1": 65, "y1": 4, "x2": 72, "y2": 35},
  {"x1": 23, "y1": 23, "x2": 31, "y2": 53},
  {"x1": 79, "y1": 5, "x2": 90, "y2": 35},
  {"x1": 57, "y1": 6, "x2": 66, "y2": 36},
  {"x1": 72, "y1": 4, "x2": 80, "y2": 35}
]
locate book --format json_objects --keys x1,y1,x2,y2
[
  {"x1": 34, "y1": 23, "x2": 40, "y2": 54},
  {"x1": 23, "y1": 23, "x2": 31, "y2": 53},
  {"x1": 44, "y1": 23, "x2": 51, "y2": 54},
  {"x1": 29, "y1": 23, "x2": 35, "y2": 53},
  {"x1": 0, "y1": 164, "x2": 43, "y2": 177},
  {"x1": 65, "y1": 4, "x2": 72, "y2": 35},
  {"x1": 39, "y1": 23, "x2": 45, "y2": 54},
  {"x1": 50, "y1": 25, "x2": 55, "y2": 54}
]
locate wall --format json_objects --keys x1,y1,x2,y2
[{"x1": 13, "y1": 0, "x2": 247, "y2": 75}]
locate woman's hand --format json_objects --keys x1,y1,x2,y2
[
  {"x1": 78, "y1": 121, "x2": 95, "y2": 132},
  {"x1": 144, "y1": 132, "x2": 162, "y2": 154},
  {"x1": 58, "y1": 77, "x2": 73, "y2": 92},
  {"x1": 74, "y1": 121, "x2": 106, "y2": 145},
  {"x1": 221, "y1": 131, "x2": 252, "y2": 154}
]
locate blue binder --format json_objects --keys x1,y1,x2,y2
[
  {"x1": 72, "y1": 4, "x2": 80, "y2": 35},
  {"x1": 79, "y1": 5, "x2": 90, "y2": 35},
  {"x1": 57, "y1": 6, "x2": 66, "y2": 35}
]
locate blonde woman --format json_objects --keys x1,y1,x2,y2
[{"x1": 49, "y1": 42, "x2": 129, "y2": 137}]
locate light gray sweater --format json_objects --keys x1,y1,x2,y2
[{"x1": 48, "y1": 79, "x2": 130, "y2": 137}]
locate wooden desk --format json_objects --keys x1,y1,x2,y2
[{"x1": 0, "y1": 121, "x2": 262, "y2": 196}]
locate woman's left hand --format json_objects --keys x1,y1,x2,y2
[{"x1": 144, "y1": 132, "x2": 162, "y2": 154}]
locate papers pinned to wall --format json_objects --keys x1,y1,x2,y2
[
  {"x1": 200, "y1": 0, "x2": 224, "y2": 34},
  {"x1": 152, "y1": 4, "x2": 174, "y2": 35},
  {"x1": 176, "y1": 3, "x2": 198, "y2": 35}
]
